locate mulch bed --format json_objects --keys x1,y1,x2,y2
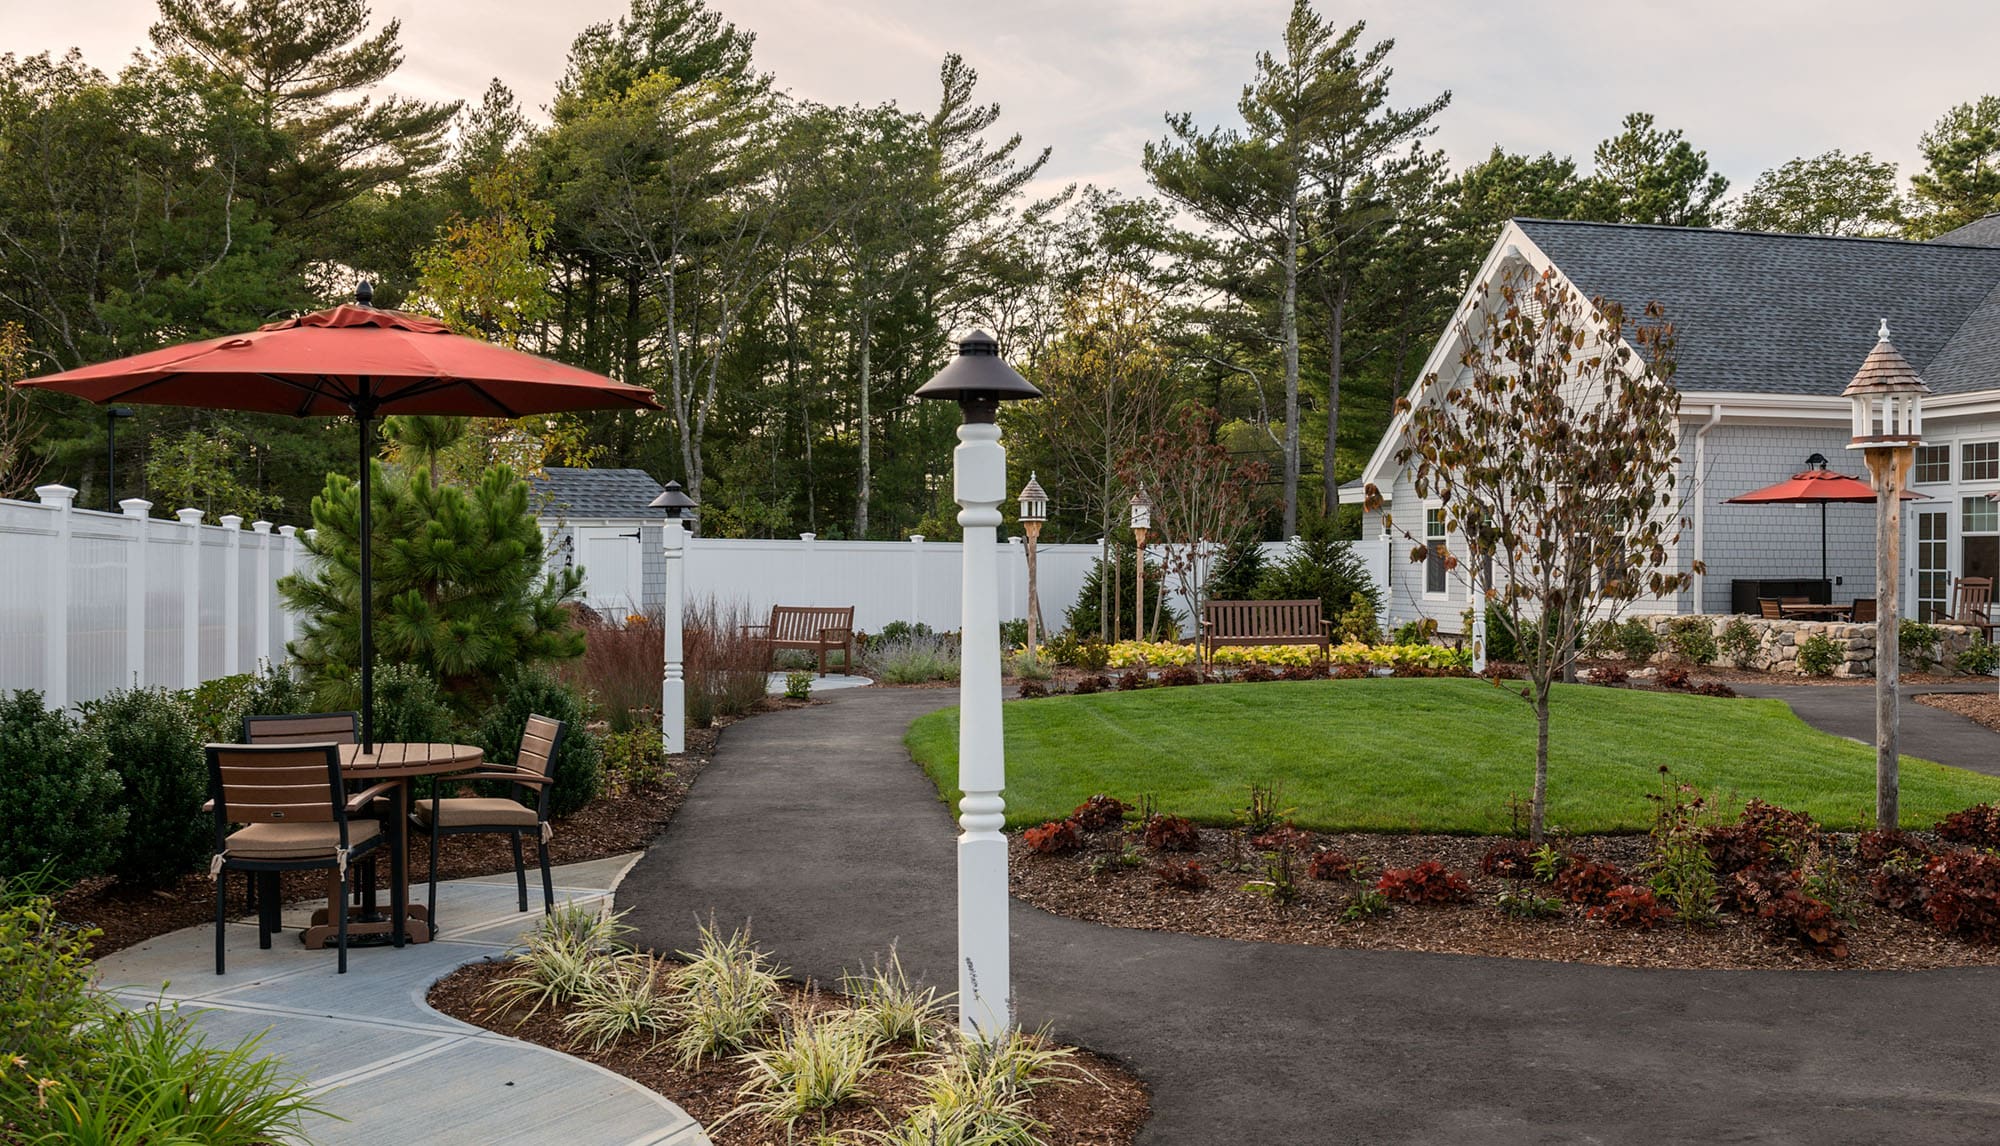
[
  {"x1": 60, "y1": 701, "x2": 810, "y2": 957},
  {"x1": 1010, "y1": 826, "x2": 2000, "y2": 972},
  {"x1": 1917, "y1": 690, "x2": 2000, "y2": 732},
  {"x1": 428, "y1": 959, "x2": 1149, "y2": 1146}
]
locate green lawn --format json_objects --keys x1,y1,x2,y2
[{"x1": 904, "y1": 678, "x2": 2000, "y2": 834}]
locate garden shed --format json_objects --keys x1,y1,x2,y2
[{"x1": 528, "y1": 467, "x2": 669, "y2": 617}]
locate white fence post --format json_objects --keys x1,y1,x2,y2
[
  {"x1": 121, "y1": 499, "x2": 152, "y2": 688},
  {"x1": 179, "y1": 508, "x2": 202, "y2": 689},
  {"x1": 220, "y1": 515, "x2": 243, "y2": 675},
  {"x1": 278, "y1": 525, "x2": 299, "y2": 653},
  {"x1": 36, "y1": 485, "x2": 76, "y2": 709},
  {"x1": 798, "y1": 532, "x2": 816, "y2": 607},
  {"x1": 908, "y1": 535, "x2": 925, "y2": 625},
  {"x1": 252, "y1": 520, "x2": 272, "y2": 670}
]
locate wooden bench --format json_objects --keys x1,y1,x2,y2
[
  {"x1": 1200, "y1": 599, "x2": 1332, "y2": 662},
  {"x1": 747, "y1": 605, "x2": 856, "y2": 676}
]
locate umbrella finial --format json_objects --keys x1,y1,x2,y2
[{"x1": 356, "y1": 280, "x2": 374, "y2": 307}]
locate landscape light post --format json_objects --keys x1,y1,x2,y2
[
  {"x1": 1844, "y1": 320, "x2": 1928, "y2": 831},
  {"x1": 915, "y1": 330, "x2": 1042, "y2": 1038},
  {"x1": 1129, "y1": 487, "x2": 1152, "y2": 641},
  {"x1": 1018, "y1": 475, "x2": 1049, "y2": 659},
  {"x1": 651, "y1": 480, "x2": 698, "y2": 756}
]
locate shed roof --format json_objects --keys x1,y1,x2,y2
[{"x1": 527, "y1": 467, "x2": 667, "y2": 520}]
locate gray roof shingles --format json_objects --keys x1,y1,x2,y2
[
  {"x1": 527, "y1": 467, "x2": 667, "y2": 520},
  {"x1": 1514, "y1": 219, "x2": 2000, "y2": 397}
]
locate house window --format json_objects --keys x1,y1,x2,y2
[
  {"x1": 1915, "y1": 444, "x2": 1951, "y2": 485},
  {"x1": 1425, "y1": 507, "x2": 1446, "y2": 595},
  {"x1": 1965, "y1": 496, "x2": 2000, "y2": 536},
  {"x1": 1963, "y1": 441, "x2": 2000, "y2": 483}
]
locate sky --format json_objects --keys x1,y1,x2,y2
[{"x1": 7, "y1": 0, "x2": 1997, "y2": 205}]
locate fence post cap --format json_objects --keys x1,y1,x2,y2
[
  {"x1": 219, "y1": 514, "x2": 244, "y2": 530},
  {"x1": 909, "y1": 534, "x2": 925, "y2": 544},
  {"x1": 34, "y1": 483, "x2": 76, "y2": 506},
  {"x1": 118, "y1": 498, "x2": 152, "y2": 518},
  {"x1": 176, "y1": 508, "x2": 204, "y2": 525},
  {"x1": 251, "y1": 519, "x2": 272, "y2": 534},
  {"x1": 800, "y1": 532, "x2": 816, "y2": 542},
  {"x1": 278, "y1": 524, "x2": 298, "y2": 537}
]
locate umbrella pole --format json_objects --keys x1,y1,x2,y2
[
  {"x1": 1822, "y1": 502, "x2": 1829, "y2": 594},
  {"x1": 358, "y1": 404, "x2": 375, "y2": 753}
]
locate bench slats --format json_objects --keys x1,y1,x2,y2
[{"x1": 1200, "y1": 599, "x2": 1331, "y2": 659}]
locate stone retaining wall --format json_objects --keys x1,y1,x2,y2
[{"x1": 1626, "y1": 614, "x2": 1980, "y2": 678}]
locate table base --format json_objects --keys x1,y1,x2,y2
[{"x1": 302, "y1": 901, "x2": 430, "y2": 948}]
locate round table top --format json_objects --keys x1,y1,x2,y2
[{"x1": 339, "y1": 742, "x2": 484, "y2": 778}]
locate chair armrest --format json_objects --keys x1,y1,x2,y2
[
  {"x1": 202, "y1": 798, "x2": 215, "y2": 813},
  {"x1": 447, "y1": 769, "x2": 553, "y2": 786},
  {"x1": 346, "y1": 781, "x2": 401, "y2": 813}
]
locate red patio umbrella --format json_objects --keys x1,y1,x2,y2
[
  {"x1": 1725, "y1": 462, "x2": 1925, "y2": 586},
  {"x1": 21, "y1": 286, "x2": 660, "y2": 748}
]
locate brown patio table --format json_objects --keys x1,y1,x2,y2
[
  {"x1": 301, "y1": 742, "x2": 485, "y2": 950},
  {"x1": 1779, "y1": 603, "x2": 1852, "y2": 621}
]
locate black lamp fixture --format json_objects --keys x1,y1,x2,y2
[
  {"x1": 650, "y1": 479, "x2": 698, "y2": 525},
  {"x1": 105, "y1": 406, "x2": 135, "y2": 511},
  {"x1": 913, "y1": 330, "x2": 1041, "y2": 422}
]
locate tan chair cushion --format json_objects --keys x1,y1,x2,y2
[
  {"x1": 413, "y1": 797, "x2": 539, "y2": 830},
  {"x1": 225, "y1": 820, "x2": 380, "y2": 860}
]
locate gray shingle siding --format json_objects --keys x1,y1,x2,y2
[{"x1": 1691, "y1": 424, "x2": 1878, "y2": 613}]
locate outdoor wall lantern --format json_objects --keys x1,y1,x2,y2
[
  {"x1": 915, "y1": 330, "x2": 1042, "y2": 1038},
  {"x1": 1017, "y1": 474, "x2": 1049, "y2": 659},
  {"x1": 1844, "y1": 318, "x2": 1928, "y2": 831},
  {"x1": 650, "y1": 480, "x2": 700, "y2": 756}
]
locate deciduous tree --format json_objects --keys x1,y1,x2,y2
[{"x1": 1733, "y1": 150, "x2": 1904, "y2": 237}]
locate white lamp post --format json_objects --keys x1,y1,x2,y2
[
  {"x1": 651, "y1": 480, "x2": 698, "y2": 756},
  {"x1": 915, "y1": 330, "x2": 1042, "y2": 1038},
  {"x1": 1129, "y1": 487, "x2": 1152, "y2": 641},
  {"x1": 1844, "y1": 319, "x2": 1927, "y2": 830},
  {"x1": 1018, "y1": 475, "x2": 1048, "y2": 659}
]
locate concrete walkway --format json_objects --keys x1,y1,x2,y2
[
  {"x1": 618, "y1": 687, "x2": 2000, "y2": 1146},
  {"x1": 1736, "y1": 680, "x2": 2000, "y2": 775},
  {"x1": 98, "y1": 855, "x2": 708, "y2": 1146}
]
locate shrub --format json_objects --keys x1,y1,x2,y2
[
  {"x1": 868, "y1": 620, "x2": 934, "y2": 650},
  {"x1": 364, "y1": 661, "x2": 458, "y2": 743},
  {"x1": 1613, "y1": 618, "x2": 1659, "y2": 662},
  {"x1": 600, "y1": 726, "x2": 668, "y2": 793},
  {"x1": 1115, "y1": 669, "x2": 1150, "y2": 691},
  {"x1": 1922, "y1": 850, "x2": 2000, "y2": 943},
  {"x1": 999, "y1": 618, "x2": 1029, "y2": 650},
  {"x1": 0, "y1": 691, "x2": 122, "y2": 884},
  {"x1": 1205, "y1": 537, "x2": 1265, "y2": 602},
  {"x1": 1236, "y1": 665, "x2": 1278, "y2": 684},
  {"x1": 1330, "y1": 662, "x2": 1368, "y2": 680},
  {"x1": 1719, "y1": 864, "x2": 1797, "y2": 916},
  {"x1": 1021, "y1": 819, "x2": 1083, "y2": 855},
  {"x1": 1073, "y1": 638, "x2": 1111, "y2": 671},
  {"x1": 1479, "y1": 839, "x2": 1538, "y2": 879},
  {"x1": 184, "y1": 662, "x2": 315, "y2": 743},
  {"x1": 1692, "y1": 680, "x2": 1737, "y2": 698},
  {"x1": 482, "y1": 903, "x2": 630, "y2": 1020},
  {"x1": 1937, "y1": 803, "x2": 2000, "y2": 849},
  {"x1": 1796, "y1": 633, "x2": 1840, "y2": 676},
  {"x1": 562, "y1": 953, "x2": 674, "y2": 1052},
  {"x1": 1255, "y1": 518, "x2": 1381, "y2": 627},
  {"x1": 1867, "y1": 856, "x2": 1930, "y2": 918},
  {"x1": 1391, "y1": 619, "x2": 1436, "y2": 647},
  {"x1": 1761, "y1": 889, "x2": 1850, "y2": 959},
  {"x1": 1482, "y1": 605, "x2": 1520, "y2": 662},
  {"x1": 1157, "y1": 664, "x2": 1203, "y2": 687},
  {"x1": 1855, "y1": 829, "x2": 1930, "y2": 867},
  {"x1": 1958, "y1": 637, "x2": 2000, "y2": 677},
  {"x1": 1153, "y1": 858, "x2": 1211, "y2": 891},
  {"x1": 784, "y1": 670, "x2": 814, "y2": 700},
  {"x1": 1702, "y1": 824, "x2": 1772, "y2": 875},
  {"x1": 1143, "y1": 814, "x2": 1200, "y2": 853},
  {"x1": 1015, "y1": 679, "x2": 1050, "y2": 700},
  {"x1": 565, "y1": 610, "x2": 664, "y2": 733},
  {"x1": 1063, "y1": 544, "x2": 1177, "y2": 641},
  {"x1": 1006, "y1": 650, "x2": 1053, "y2": 682},
  {"x1": 1591, "y1": 663, "x2": 1629, "y2": 686},
  {"x1": 80, "y1": 687, "x2": 207, "y2": 888},
  {"x1": 732, "y1": 1010, "x2": 886, "y2": 1131},
  {"x1": 1071, "y1": 794, "x2": 1131, "y2": 831},
  {"x1": 1741, "y1": 799, "x2": 1821, "y2": 864},
  {"x1": 842, "y1": 946, "x2": 950, "y2": 1050},
  {"x1": 0, "y1": 895, "x2": 104, "y2": 1105},
  {"x1": 1333, "y1": 593, "x2": 1380, "y2": 645},
  {"x1": 1376, "y1": 861, "x2": 1473, "y2": 905},
  {"x1": 1246, "y1": 847, "x2": 1299, "y2": 905},
  {"x1": 1645, "y1": 769, "x2": 1720, "y2": 926},
  {"x1": 669, "y1": 922, "x2": 784, "y2": 1066},
  {"x1": 1554, "y1": 860, "x2": 1629, "y2": 906},
  {"x1": 1041, "y1": 630, "x2": 1081, "y2": 667},
  {"x1": 870, "y1": 633, "x2": 962, "y2": 684},
  {"x1": 1900, "y1": 619, "x2": 1942, "y2": 669},
  {"x1": 1342, "y1": 888, "x2": 1393, "y2": 921},
  {"x1": 1655, "y1": 663, "x2": 1691, "y2": 689},
  {"x1": 1070, "y1": 674, "x2": 1107, "y2": 695},
  {"x1": 1718, "y1": 617, "x2": 1761, "y2": 666},
  {"x1": 1497, "y1": 888, "x2": 1564, "y2": 920},
  {"x1": 1589, "y1": 885, "x2": 1675, "y2": 930},
  {"x1": 1668, "y1": 618, "x2": 1718, "y2": 665},
  {"x1": 1250, "y1": 824, "x2": 1316, "y2": 856},
  {"x1": 1278, "y1": 662, "x2": 1325, "y2": 682},
  {"x1": 1306, "y1": 849, "x2": 1358, "y2": 881},
  {"x1": 476, "y1": 665, "x2": 602, "y2": 817}
]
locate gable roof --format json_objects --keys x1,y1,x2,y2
[
  {"x1": 1513, "y1": 218, "x2": 2000, "y2": 397},
  {"x1": 527, "y1": 467, "x2": 666, "y2": 520}
]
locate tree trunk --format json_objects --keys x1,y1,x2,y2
[
  {"x1": 855, "y1": 311, "x2": 872, "y2": 538},
  {"x1": 1280, "y1": 202, "x2": 1301, "y2": 538},
  {"x1": 1532, "y1": 681, "x2": 1552, "y2": 844},
  {"x1": 1322, "y1": 293, "x2": 1345, "y2": 516}
]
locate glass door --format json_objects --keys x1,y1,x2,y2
[{"x1": 1916, "y1": 509, "x2": 1950, "y2": 622}]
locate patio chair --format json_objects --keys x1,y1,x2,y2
[
  {"x1": 1946, "y1": 577, "x2": 1994, "y2": 628},
  {"x1": 208, "y1": 742, "x2": 396, "y2": 975},
  {"x1": 412, "y1": 715, "x2": 563, "y2": 934},
  {"x1": 1850, "y1": 598, "x2": 1877, "y2": 624},
  {"x1": 1758, "y1": 598, "x2": 1783, "y2": 620},
  {"x1": 238, "y1": 713, "x2": 368, "y2": 917}
]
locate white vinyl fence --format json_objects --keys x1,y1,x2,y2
[
  {"x1": 0, "y1": 485, "x2": 304, "y2": 709},
  {"x1": 682, "y1": 533, "x2": 1390, "y2": 637}
]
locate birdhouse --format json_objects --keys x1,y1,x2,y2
[
  {"x1": 1844, "y1": 319, "x2": 1929, "y2": 450},
  {"x1": 1129, "y1": 486, "x2": 1152, "y2": 532},
  {"x1": 1018, "y1": 474, "x2": 1049, "y2": 525}
]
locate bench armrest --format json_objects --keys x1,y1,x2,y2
[
  {"x1": 819, "y1": 626, "x2": 853, "y2": 641},
  {"x1": 741, "y1": 623, "x2": 771, "y2": 634},
  {"x1": 346, "y1": 781, "x2": 402, "y2": 813}
]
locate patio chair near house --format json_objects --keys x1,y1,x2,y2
[
  {"x1": 1944, "y1": 577, "x2": 1998, "y2": 638},
  {"x1": 239, "y1": 713, "x2": 368, "y2": 917},
  {"x1": 1759, "y1": 598, "x2": 1783, "y2": 620},
  {"x1": 208, "y1": 743, "x2": 395, "y2": 975},
  {"x1": 1851, "y1": 598, "x2": 1877, "y2": 624},
  {"x1": 412, "y1": 715, "x2": 563, "y2": 934}
]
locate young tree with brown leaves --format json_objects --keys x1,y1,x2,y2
[
  {"x1": 1370, "y1": 264, "x2": 1695, "y2": 841},
  {"x1": 1121, "y1": 406, "x2": 1271, "y2": 633}
]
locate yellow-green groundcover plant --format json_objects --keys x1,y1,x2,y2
[{"x1": 1099, "y1": 639, "x2": 1471, "y2": 671}]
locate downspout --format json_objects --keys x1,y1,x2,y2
[{"x1": 1691, "y1": 403, "x2": 1724, "y2": 613}]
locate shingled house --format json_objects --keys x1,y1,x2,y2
[
  {"x1": 1344, "y1": 215, "x2": 2000, "y2": 633},
  {"x1": 528, "y1": 467, "x2": 669, "y2": 617}
]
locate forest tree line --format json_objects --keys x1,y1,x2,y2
[{"x1": 4, "y1": 0, "x2": 2000, "y2": 543}]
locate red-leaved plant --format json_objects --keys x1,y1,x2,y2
[
  {"x1": 1071, "y1": 794, "x2": 1132, "y2": 832},
  {"x1": 1479, "y1": 839, "x2": 1537, "y2": 879},
  {"x1": 1588, "y1": 884, "x2": 1674, "y2": 930},
  {"x1": 1153, "y1": 859, "x2": 1211, "y2": 892},
  {"x1": 1306, "y1": 849, "x2": 1359, "y2": 881},
  {"x1": 1142, "y1": 813, "x2": 1201, "y2": 853},
  {"x1": 1376, "y1": 861, "x2": 1473, "y2": 905},
  {"x1": 1554, "y1": 860, "x2": 1629, "y2": 907},
  {"x1": 1022, "y1": 819, "x2": 1084, "y2": 856},
  {"x1": 1936, "y1": 803, "x2": 2000, "y2": 850}
]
